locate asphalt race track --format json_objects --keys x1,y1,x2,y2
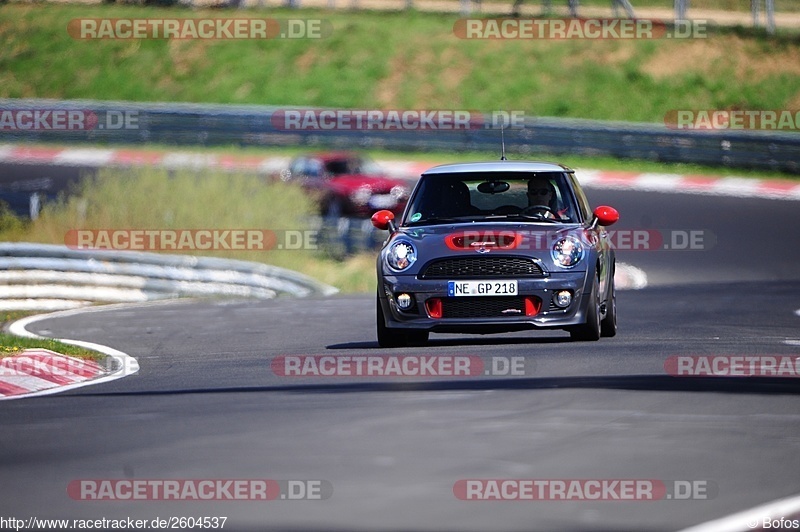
[{"x1": 1, "y1": 169, "x2": 799, "y2": 531}]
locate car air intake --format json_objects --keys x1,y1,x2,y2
[{"x1": 419, "y1": 257, "x2": 545, "y2": 279}]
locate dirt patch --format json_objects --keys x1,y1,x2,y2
[
  {"x1": 439, "y1": 47, "x2": 469, "y2": 95},
  {"x1": 296, "y1": 48, "x2": 317, "y2": 73},
  {"x1": 642, "y1": 35, "x2": 800, "y2": 81},
  {"x1": 375, "y1": 51, "x2": 407, "y2": 106},
  {"x1": 168, "y1": 39, "x2": 211, "y2": 77},
  {"x1": 787, "y1": 90, "x2": 800, "y2": 110}
]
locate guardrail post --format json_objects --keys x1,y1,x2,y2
[{"x1": 675, "y1": 0, "x2": 688, "y2": 21}]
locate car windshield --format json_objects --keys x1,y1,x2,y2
[
  {"x1": 403, "y1": 172, "x2": 579, "y2": 225},
  {"x1": 324, "y1": 155, "x2": 383, "y2": 176}
]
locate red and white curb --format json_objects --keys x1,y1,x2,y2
[
  {"x1": 0, "y1": 348, "x2": 104, "y2": 397},
  {"x1": 2, "y1": 308, "x2": 139, "y2": 400},
  {"x1": 576, "y1": 168, "x2": 800, "y2": 201},
  {"x1": 1, "y1": 144, "x2": 798, "y2": 201}
]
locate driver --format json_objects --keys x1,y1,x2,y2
[{"x1": 526, "y1": 178, "x2": 567, "y2": 219}]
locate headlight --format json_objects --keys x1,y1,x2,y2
[
  {"x1": 390, "y1": 185, "x2": 409, "y2": 199},
  {"x1": 386, "y1": 240, "x2": 417, "y2": 271},
  {"x1": 350, "y1": 186, "x2": 372, "y2": 206},
  {"x1": 551, "y1": 236, "x2": 584, "y2": 268}
]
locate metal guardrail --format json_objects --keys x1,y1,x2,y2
[
  {"x1": 0, "y1": 242, "x2": 338, "y2": 310},
  {"x1": 1, "y1": 99, "x2": 798, "y2": 174}
]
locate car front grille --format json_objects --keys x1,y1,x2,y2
[
  {"x1": 442, "y1": 297, "x2": 526, "y2": 319},
  {"x1": 419, "y1": 257, "x2": 544, "y2": 279}
]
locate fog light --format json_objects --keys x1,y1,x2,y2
[
  {"x1": 555, "y1": 290, "x2": 572, "y2": 308},
  {"x1": 524, "y1": 296, "x2": 542, "y2": 317},
  {"x1": 425, "y1": 298, "x2": 443, "y2": 319},
  {"x1": 396, "y1": 293, "x2": 413, "y2": 310}
]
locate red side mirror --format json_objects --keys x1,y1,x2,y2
[
  {"x1": 371, "y1": 210, "x2": 395, "y2": 231},
  {"x1": 593, "y1": 206, "x2": 619, "y2": 227}
]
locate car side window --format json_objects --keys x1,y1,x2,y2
[
  {"x1": 570, "y1": 174, "x2": 592, "y2": 223},
  {"x1": 288, "y1": 158, "x2": 307, "y2": 179},
  {"x1": 305, "y1": 159, "x2": 324, "y2": 179}
]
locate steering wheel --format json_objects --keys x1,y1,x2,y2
[{"x1": 521, "y1": 204, "x2": 556, "y2": 217}]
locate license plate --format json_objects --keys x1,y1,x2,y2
[{"x1": 447, "y1": 280, "x2": 518, "y2": 297}]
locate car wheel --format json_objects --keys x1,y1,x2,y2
[
  {"x1": 600, "y1": 277, "x2": 617, "y2": 338},
  {"x1": 376, "y1": 294, "x2": 429, "y2": 348},
  {"x1": 569, "y1": 276, "x2": 601, "y2": 342}
]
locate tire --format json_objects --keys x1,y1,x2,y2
[
  {"x1": 600, "y1": 277, "x2": 617, "y2": 338},
  {"x1": 569, "y1": 276, "x2": 601, "y2": 342},
  {"x1": 376, "y1": 294, "x2": 429, "y2": 348}
]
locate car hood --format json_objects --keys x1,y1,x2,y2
[{"x1": 328, "y1": 174, "x2": 408, "y2": 194}]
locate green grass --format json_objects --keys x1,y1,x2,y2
[
  {"x1": 0, "y1": 310, "x2": 35, "y2": 327},
  {"x1": 1, "y1": 4, "x2": 799, "y2": 124},
  {"x1": 0, "y1": 166, "x2": 379, "y2": 293},
  {"x1": 0, "y1": 332, "x2": 104, "y2": 360},
  {"x1": 0, "y1": 312, "x2": 103, "y2": 360}
]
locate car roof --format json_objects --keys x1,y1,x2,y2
[
  {"x1": 422, "y1": 161, "x2": 573, "y2": 175},
  {"x1": 308, "y1": 151, "x2": 361, "y2": 162}
]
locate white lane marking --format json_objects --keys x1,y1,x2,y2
[
  {"x1": 257, "y1": 157, "x2": 289, "y2": 174},
  {"x1": 573, "y1": 168, "x2": 602, "y2": 186},
  {"x1": 710, "y1": 177, "x2": 764, "y2": 198},
  {"x1": 54, "y1": 148, "x2": 115, "y2": 166},
  {"x1": 0, "y1": 144, "x2": 15, "y2": 162},
  {"x1": 614, "y1": 262, "x2": 648, "y2": 290},
  {"x1": 572, "y1": 168, "x2": 800, "y2": 201},
  {"x1": 160, "y1": 152, "x2": 217, "y2": 170},
  {"x1": 678, "y1": 492, "x2": 800, "y2": 532},
  {"x1": 4, "y1": 308, "x2": 140, "y2": 400},
  {"x1": 633, "y1": 173, "x2": 685, "y2": 192},
  {"x1": 787, "y1": 311, "x2": 800, "y2": 345}
]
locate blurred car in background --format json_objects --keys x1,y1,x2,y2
[{"x1": 282, "y1": 151, "x2": 410, "y2": 218}]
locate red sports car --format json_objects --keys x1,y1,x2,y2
[{"x1": 283, "y1": 152, "x2": 411, "y2": 218}]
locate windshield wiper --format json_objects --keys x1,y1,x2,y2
[
  {"x1": 407, "y1": 216, "x2": 471, "y2": 225},
  {"x1": 500, "y1": 213, "x2": 569, "y2": 223}
]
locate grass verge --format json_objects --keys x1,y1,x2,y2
[
  {"x1": 0, "y1": 166, "x2": 379, "y2": 293},
  {"x1": 0, "y1": 312, "x2": 104, "y2": 361},
  {"x1": 0, "y1": 332, "x2": 105, "y2": 361},
  {"x1": 1, "y1": 4, "x2": 799, "y2": 123}
]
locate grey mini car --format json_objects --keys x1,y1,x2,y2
[{"x1": 372, "y1": 161, "x2": 620, "y2": 347}]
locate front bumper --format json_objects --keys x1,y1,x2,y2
[{"x1": 379, "y1": 271, "x2": 592, "y2": 333}]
